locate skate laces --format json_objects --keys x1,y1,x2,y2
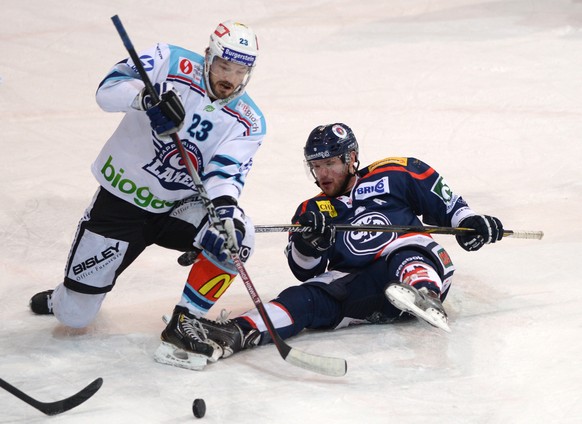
[
  {"x1": 181, "y1": 315, "x2": 209, "y2": 342},
  {"x1": 216, "y1": 309, "x2": 232, "y2": 324}
]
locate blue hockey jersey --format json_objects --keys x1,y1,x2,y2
[{"x1": 286, "y1": 157, "x2": 476, "y2": 283}]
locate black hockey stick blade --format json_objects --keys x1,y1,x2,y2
[{"x1": 0, "y1": 377, "x2": 103, "y2": 416}]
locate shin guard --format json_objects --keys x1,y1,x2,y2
[{"x1": 179, "y1": 251, "x2": 237, "y2": 316}]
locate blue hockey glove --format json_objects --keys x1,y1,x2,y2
[
  {"x1": 293, "y1": 211, "x2": 335, "y2": 255},
  {"x1": 456, "y1": 215, "x2": 504, "y2": 251},
  {"x1": 140, "y1": 82, "x2": 185, "y2": 136},
  {"x1": 196, "y1": 198, "x2": 245, "y2": 262}
]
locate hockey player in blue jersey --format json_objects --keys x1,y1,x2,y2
[
  {"x1": 29, "y1": 20, "x2": 266, "y2": 370},
  {"x1": 184, "y1": 123, "x2": 504, "y2": 362}
]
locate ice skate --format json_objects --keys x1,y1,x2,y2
[
  {"x1": 385, "y1": 283, "x2": 451, "y2": 332},
  {"x1": 154, "y1": 306, "x2": 221, "y2": 371},
  {"x1": 197, "y1": 310, "x2": 261, "y2": 358},
  {"x1": 29, "y1": 290, "x2": 54, "y2": 315}
]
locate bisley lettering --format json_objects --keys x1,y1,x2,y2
[{"x1": 72, "y1": 243, "x2": 120, "y2": 275}]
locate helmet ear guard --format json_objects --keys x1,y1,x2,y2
[{"x1": 346, "y1": 150, "x2": 360, "y2": 176}]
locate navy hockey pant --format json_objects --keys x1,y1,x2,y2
[{"x1": 238, "y1": 249, "x2": 445, "y2": 342}]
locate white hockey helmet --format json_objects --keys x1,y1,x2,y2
[{"x1": 204, "y1": 20, "x2": 259, "y2": 100}]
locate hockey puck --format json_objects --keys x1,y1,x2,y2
[{"x1": 192, "y1": 398, "x2": 206, "y2": 418}]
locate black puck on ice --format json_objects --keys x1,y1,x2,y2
[{"x1": 192, "y1": 398, "x2": 206, "y2": 418}]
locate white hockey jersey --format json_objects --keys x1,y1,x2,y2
[{"x1": 92, "y1": 43, "x2": 266, "y2": 213}]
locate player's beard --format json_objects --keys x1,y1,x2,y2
[
  {"x1": 317, "y1": 173, "x2": 356, "y2": 197},
  {"x1": 211, "y1": 79, "x2": 236, "y2": 99}
]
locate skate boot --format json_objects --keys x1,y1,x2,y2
[
  {"x1": 29, "y1": 290, "x2": 54, "y2": 315},
  {"x1": 154, "y1": 306, "x2": 221, "y2": 371},
  {"x1": 385, "y1": 282, "x2": 450, "y2": 332},
  {"x1": 198, "y1": 310, "x2": 261, "y2": 359}
]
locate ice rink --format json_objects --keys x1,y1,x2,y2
[{"x1": 1, "y1": 0, "x2": 581, "y2": 422}]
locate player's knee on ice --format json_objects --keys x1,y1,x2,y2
[{"x1": 52, "y1": 283, "x2": 106, "y2": 328}]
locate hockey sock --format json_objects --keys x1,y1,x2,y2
[
  {"x1": 399, "y1": 261, "x2": 443, "y2": 294},
  {"x1": 178, "y1": 251, "x2": 237, "y2": 316}
]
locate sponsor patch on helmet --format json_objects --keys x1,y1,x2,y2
[
  {"x1": 215, "y1": 23, "x2": 230, "y2": 37},
  {"x1": 222, "y1": 48, "x2": 256, "y2": 67},
  {"x1": 331, "y1": 124, "x2": 347, "y2": 139},
  {"x1": 305, "y1": 150, "x2": 331, "y2": 161}
]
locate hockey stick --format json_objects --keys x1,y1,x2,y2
[
  {"x1": 111, "y1": 15, "x2": 346, "y2": 378},
  {"x1": 254, "y1": 224, "x2": 544, "y2": 240},
  {"x1": 0, "y1": 377, "x2": 103, "y2": 416},
  {"x1": 178, "y1": 223, "x2": 542, "y2": 266}
]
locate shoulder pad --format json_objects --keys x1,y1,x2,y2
[
  {"x1": 368, "y1": 157, "x2": 408, "y2": 171},
  {"x1": 233, "y1": 96, "x2": 266, "y2": 136},
  {"x1": 167, "y1": 46, "x2": 205, "y2": 87}
]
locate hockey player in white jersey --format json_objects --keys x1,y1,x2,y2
[{"x1": 29, "y1": 20, "x2": 266, "y2": 370}]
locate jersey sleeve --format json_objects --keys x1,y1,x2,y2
[
  {"x1": 396, "y1": 158, "x2": 476, "y2": 227},
  {"x1": 95, "y1": 43, "x2": 171, "y2": 112}
]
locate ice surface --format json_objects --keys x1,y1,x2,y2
[{"x1": 1, "y1": 1, "x2": 581, "y2": 422}]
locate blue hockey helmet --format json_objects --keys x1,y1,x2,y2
[{"x1": 304, "y1": 123, "x2": 359, "y2": 163}]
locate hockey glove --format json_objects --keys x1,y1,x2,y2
[
  {"x1": 197, "y1": 198, "x2": 245, "y2": 262},
  {"x1": 456, "y1": 215, "x2": 504, "y2": 251},
  {"x1": 293, "y1": 211, "x2": 336, "y2": 255},
  {"x1": 139, "y1": 82, "x2": 185, "y2": 136}
]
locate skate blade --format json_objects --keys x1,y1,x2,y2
[
  {"x1": 385, "y1": 285, "x2": 451, "y2": 333},
  {"x1": 153, "y1": 341, "x2": 208, "y2": 371}
]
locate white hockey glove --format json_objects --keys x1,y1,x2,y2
[
  {"x1": 456, "y1": 215, "x2": 504, "y2": 251},
  {"x1": 137, "y1": 82, "x2": 185, "y2": 136},
  {"x1": 196, "y1": 198, "x2": 245, "y2": 262}
]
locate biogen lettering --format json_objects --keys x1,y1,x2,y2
[{"x1": 100, "y1": 155, "x2": 175, "y2": 209}]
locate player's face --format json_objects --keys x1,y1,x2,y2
[
  {"x1": 309, "y1": 156, "x2": 354, "y2": 197},
  {"x1": 209, "y1": 57, "x2": 250, "y2": 99}
]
